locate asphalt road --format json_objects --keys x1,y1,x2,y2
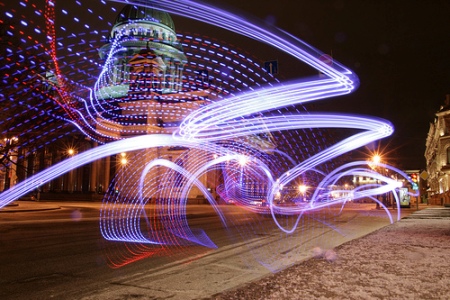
[{"x1": 0, "y1": 202, "x2": 405, "y2": 299}]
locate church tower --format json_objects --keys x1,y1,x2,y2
[
  {"x1": 94, "y1": 5, "x2": 213, "y2": 200},
  {"x1": 95, "y1": 4, "x2": 210, "y2": 138}
]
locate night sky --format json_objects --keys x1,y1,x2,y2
[{"x1": 176, "y1": 0, "x2": 450, "y2": 170}]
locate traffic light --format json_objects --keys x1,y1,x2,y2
[{"x1": 411, "y1": 173, "x2": 418, "y2": 183}]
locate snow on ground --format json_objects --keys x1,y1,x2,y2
[{"x1": 211, "y1": 209, "x2": 450, "y2": 299}]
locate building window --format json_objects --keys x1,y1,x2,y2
[{"x1": 447, "y1": 147, "x2": 450, "y2": 165}]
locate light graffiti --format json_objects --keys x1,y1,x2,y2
[{"x1": 0, "y1": 0, "x2": 419, "y2": 270}]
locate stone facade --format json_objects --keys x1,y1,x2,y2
[{"x1": 425, "y1": 94, "x2": 450, "y2": 205}]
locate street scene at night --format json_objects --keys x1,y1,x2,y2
[
  {"x1": 2, "y1": 201, "x2": 448, "y2": 299},
  {"x1": 1, "y1": 0, "x2": 450, "y2": 299}
]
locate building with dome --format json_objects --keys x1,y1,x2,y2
[
  {"x1": 91, "y1": 4, "x2": 217, "y2": 201},
  {"x1": 95, "y1": 4, "x2": 211, "y2": 138}
]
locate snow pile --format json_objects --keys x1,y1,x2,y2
[{"x1": 211, "y1": 210, "x2": 450, "y2": 299}]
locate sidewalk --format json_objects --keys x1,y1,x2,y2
[
  {"x1": 211, "y1": 206, "x2": 450, "y2": 299},
  {"x1": 0, "y1": 200, "x2": 61, "y2": 213}
]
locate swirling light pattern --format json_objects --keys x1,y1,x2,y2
[{"x1": 0, "y1": 0, "x2": 419, "y2": 269}]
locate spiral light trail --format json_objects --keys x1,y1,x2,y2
[{"x1": 0, "y1": 0, "x2": 418, "y2": 269}]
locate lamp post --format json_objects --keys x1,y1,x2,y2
[
  {"x1": 238, "y1": 155, "x2": 247, "y2": 187},
  {"x1": 369, "y1": 153, "x2": 383, "y2": 209},
  {"x1": 299, "y1": 184, "x2": 307, "y2": 202},
  {"x1": 373, "y1": 154, "x2": 381, "y2": 164},
  {"x1": 119, "y1": 152, "x2": 128, "y2": 196},
  {"x1": 370, "y1": 153, "x2": 393, "y2": 208},
  {"x1": 213, "y1": 154, "x2": 218, "y2": 202},
  {"x1": 67, "y1": 148, "x2": 75, "y2": 193}
]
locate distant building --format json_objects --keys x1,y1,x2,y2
[{"x1": 425, "y1": 94, "x2": 450, "y2": 205}]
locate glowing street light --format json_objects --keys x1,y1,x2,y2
[
  {"x1": 238, "y1": 155, "x2": 248, "y2": 167},
  {"x1": 298, "y1": 184, "x2": 308, "y2": 202},
  {"x1": 120, "y1": 152, "x2": 128, "y2": 165},
  {"x1": 372, "y1": 154, "x2": 381, "y2": 164},
  {"x1": 367, "y1": 153, "x2": 382, "y2": 170},
  {"x1": 298, "y1": 184, "x2": 307, "y2": 194}
]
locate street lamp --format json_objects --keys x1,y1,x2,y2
[
  {"x1": 372, "y1": 154, "x2": 381, "y2": 164},
  {"x1": 299, "y1": 184, "x2": 307, "y2": 202},
  {"x1": 212, "y1": 154, "x2": 218, "y2": 201},
  {"x1": 119, "y1": 152, "x2": 128, "y2": 196},
  {"x1": 298, "y1": 184, "x2": 307, "y2": 194},
  {"x1": 120, "y1": 152, "x2": 128, "y2": 165},
  {"x1": 368, "y1": 153, "x2": 382, "y2": 170},
  {"x1": 369, "y1": 153, "x2": 391, "y2": 208},
  {"x1": 238, "y1": 155, "x2": 248, "y2": 167},
  {"x1": 67, "y1": 148, "x2": 76, "y2": 192}
]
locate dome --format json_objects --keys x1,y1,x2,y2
[{"x1": 114, "y1": 5, "x2": 176, "y2": 31}]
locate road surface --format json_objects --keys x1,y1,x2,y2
[{"x1": 0, "y1": 202, "x2": 404, "y2": 299}]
